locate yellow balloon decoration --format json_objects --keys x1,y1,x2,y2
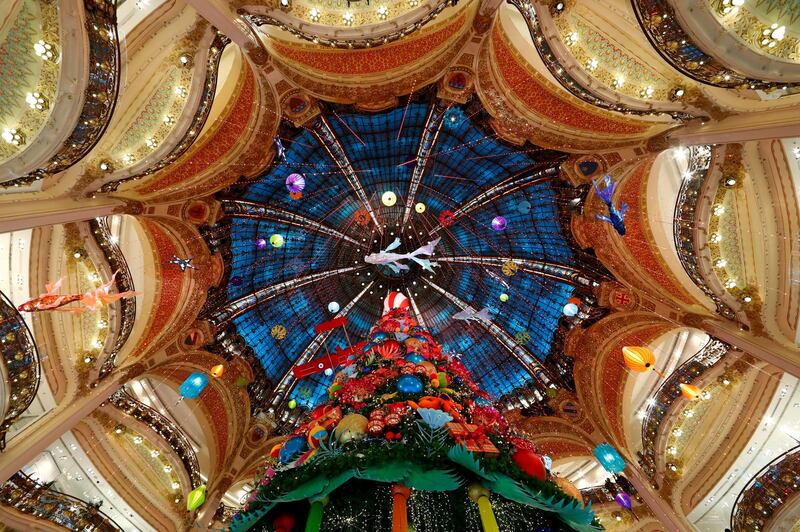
[
  {"x1": 621, "y1": 346, "x2": 656, "y2": 372},
  {"x1": 679, "y1": 383, "x2": 701, "y2": 400}
]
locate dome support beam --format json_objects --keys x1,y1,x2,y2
[
  {"x1": 269, "y1": 281, "x2": 375, "y2": 408},
  {"x1": 207, "y1": 266, "x2": 366, "y2": 329},
  {"x1": 402, "y1": 99, "x2": 449, "y2": 225},
  {"x1": 220, "y1": 199, "x2": 364, "y2": 247},
  {"x1": 429, "y1": 165, "x2": 559, "y2": 234},
  {"x1": 436, "y1": 256, "x2": 596, "y2": 287},
  {"x1": 423, "y1": 279, "x2": 556, "y2": 388},
  {"x1": 311, "y1": 116, "x2": 382, "y2": 232}
]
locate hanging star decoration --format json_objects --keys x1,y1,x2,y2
[{"x1": 169, "y1": 255, "x2": 197, "y2": 272}]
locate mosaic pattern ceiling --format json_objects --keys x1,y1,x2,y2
[{"x1": 209, "y1": 95, "x2": 603, "y2": 411}]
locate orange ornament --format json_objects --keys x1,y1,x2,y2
[
  {"x1": 210, "y1": 364, "x2": 225, "y2": 378},
  {"x1": 679, "y1": 383, "x2": 701, "y2": 400},
  {"x1": 622, "y1": 346, "x2": 656, "y2": 373},
  {"x1": 566, "y1": 297, "x2": 581, "y2": 307}
]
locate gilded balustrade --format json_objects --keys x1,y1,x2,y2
[{"x1": 0, "y1": 471, "x2": 122, "y2": 531}]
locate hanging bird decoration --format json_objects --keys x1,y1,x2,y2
[
  {"x1": 364, "y1": 237, "x2": 441, "y2": 274},
  {"x1": 18, "y1": 273, "x2": 138, "y2": 313},
  {"x1": 169, "y1": 255, "x2": 197, "y2": 272},
  {"x1": 273, "y1": 135, "x2": 286, "y2": 162},
  {"x1": 592, "y1": 175, "x2": 628, "y2": 236}
]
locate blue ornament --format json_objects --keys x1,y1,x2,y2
[
  {"x1": 179, "y1": 372, "x2": 209, "y2": 399},
  {"x1": 405, "y1": 353, "x2": 425, "y2": 364},
  {"x1": 362, "y1": 366, "x2": 373, "y2": 374},
  {"x1": 543, "y1": 455, "x2": 552, "y2": 471},
  {"x1": 279, "y1": 436, "x2": 308, "y2": 464},
  {"x1": 473, "y1": 395, "x2": 492, "y2": 407},
  {"x1": 594, "y1": 443, "x2": 626, "y2": 474},
  {"x1": 372, "y1": 332, "x2": 388, "y2": 342},
  {"x1": 231, "y1": 275, "x2": 243, "y2": 286},
  {"x1": 362, "y1": 342, "x2": 376, "y2": 354},
  {"x1": 397, "y1": 375, "x2": 424, "y2": 394}
]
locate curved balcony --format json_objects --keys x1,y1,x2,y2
[
  {"x1": 99, "y1": 32, "x2": 230, "y2": 193},
  {"x1": 2, "y1": 0, "x2": 121, "y2": 188},
  {"x1": 87, "y1": 218, "x2": 136, "y2": 378},
  {"x1": 730, "y1": 445, "x2": 800, "y2": 531},
  {"x1": 673, "y1": 144, "x2": 743, "y2": 320},
  {"x1": 0, "y1": 291, "x2": 41, "y2": 450},
  {"x1": 108, "y1": 387, "x2": 202, "y2": 489},
  {"x1": 0, "y1": 471, "x2": 122, "y2": 531},
  {"x1": 241, "y1": 0, "x2": 453, "y2": 49},
  {"x1": 631, "y1": 0, "x2": 799, "y2": 92},
  {"x1": 638, "y1": 338, "x2": 729, "y2": 479},
  {"x1": 508, "y1": 0, "x2": 702, "y2": 120}
]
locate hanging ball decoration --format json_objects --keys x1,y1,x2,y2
[
  {"x1": 518, "y1": 200, "x2": 532, "y2": 214},
  {"x1": 404, "y1": 353, "x2": 425, "y2": 364},
  {"x1": 270, "y1": 234, "x2": 285, "y2": 248},
  {"x1": 563, "y1": 303, "x2": 579, "y2": 317},
  {"x1": 679, "y1": 383, "x2": 701, "y2": 400},
  {"x1": 288, "y1": 399, "x2": 297, "y2": 409},
  {"x1": 383, "y1": 291, "x2": 410, "y2": 314},
  {"x1": 324, "y1": 368, "x2": 333, "y2": 377},
  {"x1": 231, "y1": 275, "x2": 243, "y2": 286},
  {"x1": 256, "y1": 238, "x2": 268, "y2": 250},
  {"x1": 396, "y1": 374, "x2": 423, "y2": 394},
  {"x1": 415, "y1": 202, "x2": 426, "y2": 213},
  {"x1": 328, "y1": 301, "x2": 340, "y2": 314},
  {"x1": 501, "y1": 260, "x2": 518, "y2": 276},
  {"x1": 615, "y1": 492, "x2": 632, "y2": 510},
  {"x1": 179, "y1": 372, "x2": 209, "y2": 399},
  {"x1": 491, "y1": 216, "x2": 507, "y2": 231},
  {"x1": 271, "y1": 324, "x2": 287, "y2": 340},
  {"x1": 381, "y1": 191, "x2": 397, "y2": 206},
  {"x1": 235, "y1": 375, "x2": 249, "y2": 388},
  {"x1": 210, "y1": 364, "x2": 225, "y2": 378},
  {"x1": 512, "y1": 449, "x2": 547, "y2": 480},
  {"x1": 285, "y1": 173, "x2": 306, "y2": 193},
  {"x1": 499, "y1": 293, "x2": 509, "y2": 302},
  {"x1": 594, "y1": 443, "x2": 626, "y2": 474},
  {"x1": 622, "y1": 346, "x2": 656, "y2": 372}
]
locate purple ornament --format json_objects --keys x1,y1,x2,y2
[
  {"x1": 615, "y1": 492, "x2": 632, "y2": 510},
  {"x1": 231, "y1": 276, "x2": 243, "y2": 286},
  {"x1": 286, "y1": 173, "x2": 306, "y2": 193},
  {"x1": 491, "y1": 216, "x2": 507, "y2": 231},
  {"x1": 256, "y1": 238, "x2": 267, "y2": 250}
]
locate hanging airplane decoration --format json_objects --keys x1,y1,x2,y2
[
  {"x1": 168, "y1": 255, "x2": 197, "y2": 272},
  {"x1": 592, "y1": 175, "x2": 628, "y2": 236},
  {"x1": 291, "y1": 317, "x2": 364, "y2": 379}
]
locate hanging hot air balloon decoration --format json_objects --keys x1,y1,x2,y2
[
  {"x1": 679, "y1": 383, "x2": 701, "y2": 400},
  {"x1": 594, "y1": 443, "x2": 626, "y2": 474},
  {"x1": 179, "y1": 372, "x2": 209, "y2": 400},
  {"x1": 615, "y1": 492, "x2": 632, "y2": 510},
  {"x1": 187, "y1": 484, "x2": 207, "y2": 511},
  {"x1": 621, "y1": 346, "x2": 665, "y2": 376},
  {"x1": 210, "y1": 364, "x2": 225, "y2": 378}
]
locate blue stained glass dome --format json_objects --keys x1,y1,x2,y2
[{"x1": 207, "y1": 94, "x2": 602, "y2": 415}]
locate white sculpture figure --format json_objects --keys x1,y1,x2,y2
[{"x1": 364, "y1": 237, "x2": 441, "y2": 274}]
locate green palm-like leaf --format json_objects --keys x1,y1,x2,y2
[
  {"x1": 230, "y1": 502, "x2": 275, "y2": 532},
  {"x1": 404, "y1": 466, "x2": 463, "y2": 491},
  {"x1": 355, "y1": 461, "x2": 412, "y2": 483},
  {"x1": 314, "y1": 469, "x2": 355, "y2": 501},
  {"x1": 274, "y1": 474, "x2": 329, "y2": 502},
  {"x1": 446, "y1": 444, "x2": 496, "y2": 480}
]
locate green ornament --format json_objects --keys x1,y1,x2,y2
[
  {"x1": 235, "y1": 376, "x2": 249, "y2": 388},
  {"x1": 288, "y1": 399, "x2": 297, "y2": 409},
  {"x1": 270, "y1": 234, "x2": 285, "y2": 248},
  {"x1": 499, "y1": 293, "x2": 509, "y2": 302},
  {"x1": 187, "y1": 484, "x2": 206, "y2": 512}
]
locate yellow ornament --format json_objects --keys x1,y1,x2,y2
[
  {"x1": 271, "y1": 324, "x2": 287, "y2": 340},
  {"x1": 501, "y1": 260, "x2": 518, "y2": 276},
  {"x1": 415, "y1": 202, "x2": 426, "y2": 213},
  {"x1": 334, "y1": 413, "x2": 368, "y2": 443}
]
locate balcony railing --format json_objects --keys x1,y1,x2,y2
[
  {"x1": 639, "y1": 338, "x2": 729, "y2": 479},
  {"x1": 0, "y1": 291, "x2": 41, "y2": 450},
  {"x1": 109, "y1": 387, "x2": 202, "y2": 488},
  {"x1": 672, "y1": 145, "x2": 738, "y2": 319},
  {"x1": 88, "y1": 218, "x2": 136, "y2": 378},
  {"x1": 731, "y1": 445, "x2": 800, "y2": 531},
  {"x1": 2, "y1": 0, "x2": 121, "y2": 188},
  {"x1": 507, "y1": 0, "x2": 698, "y2": 120},
  {"x1": 0, "y1": 471, "x2": 122, "y2": 531},
  {"x1": 631, "y1": 0, "x2": 799, "y2": 91}
]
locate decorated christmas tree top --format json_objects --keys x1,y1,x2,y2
[{"x1": 232, "y1": 293, "x2": 599, "y2": 531}]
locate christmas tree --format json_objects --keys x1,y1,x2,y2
[{"x1": 232, "y1": 293, "x2": 599, "y2": 531}]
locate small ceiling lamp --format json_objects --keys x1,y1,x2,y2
[
  {"x1": 33, "y1": 40, "x2": 58, "y2": 62},
  {"x1": 1, "y1": 128, "x2": 25, "y2": 146},
  {"x1": 377, "y1": 5, "x2": 389, "y2": 19},
  {"x1": 414, "y1": 202, "x2": 426, "y2": 213},
  {"x1": 26, "y1": 92, "x2": 49, "y2": 110},
  {"x1": 309, "y1": 8, "x2": 321, "y2": 21},
  {"x1": 343, "y1": 11, "x2": 354, "y2": 25},
  {"x1": 670, "y1": 87, "x2": 685, "y2": 100},
  {"x1": 381, "y1": 191, "x2": 397, "y2": 206}
]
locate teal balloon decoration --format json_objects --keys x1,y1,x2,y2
[
  {"x1": 397, "y1": 375, "x2": 423, "y2": 394},
  {"x1": 594, "y1": 443, "x2": 625, "y2": 474},
  {"x1": 179, "y1": 372, "x2": 208, "y2": 399},
  {"x1": 405, "y1": 353, "x2": 425, "y2": 364}
]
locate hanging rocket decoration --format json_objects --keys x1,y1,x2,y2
[
  {"x1": 592, "y1": 175, "x2": 628, "y2": 236},
  {"x1": 18, "y1": 273, "x2": 139, "y2": 313}
]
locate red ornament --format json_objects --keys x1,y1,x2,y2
[
  {"x1": 512, "y1": 449, "x2": 547, "y2": 480},
  {"x1": 384, "y1": 413, "x2": 401, "y2": 427},
  {"x1": 367, "y1": 420, "x2": 385, "y2": 436},
  {"x1": 439, "y1": 210, "x2": 455, "y2": 227},
  {"x1": 385, "y1": 431, "x2": 395, "y2": 441},
  {"x1": 369, "y1": 409, "x2": 386, "y2": 420}
]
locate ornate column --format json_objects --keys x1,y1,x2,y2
[
  {"x1": 669, "y1": 108, "x2": 800, "y2": 145},
  {"x1": 183, "y1": 0, "x2": 268, "y2": 65},
  {"x1": 0, "y1": 197, "x2": 127, "y2": 233},
  {"x1": 391, "y1": 484, "x2": 411, "y2": 532}
]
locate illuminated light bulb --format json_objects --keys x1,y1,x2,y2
[
  {"x1": 145, "y1": 138, "x2": 156, "y2": 148},
  {"x1": 724, "y1": 278, "x2": 737, "y2": 289},
  {"x1": 555, "y1": 2, "x2": 564, "y2": 11},
  {"x1": 586, "y1": 58, "x2": 598, "y2": 71},
  {"x1": 178, "y1": 54, "x2": 191, "y2": 67},
  {"x1": 612, "y1": 77, "x2": 624, "y2": 88},
  {"x1": 163, "y1": 115, "x2": 175, "y2": 125},
  {"x1": 98, "y1": 160, "x2": 111, "y2": 171},
  {"x1": 672, "y1": 428, "x2": 682, "y2": 437},
  {"x1": 163, "y1": 465, "x2": 172, "y2": 473},
  {"x1": 172, "y1": 481, "x2": 180, "y2": 489},
  {"x1": 710, "y1": 233, "x2": 722, "y2": 243},
  {"x1": 122, "y1": 153, "x2": 134, "y2": 164},
  {"x1": 377, "y1": 5, "x2": 389, "y2": 19},
  {"x1": 174, "y1": 86, "x2": 187, "y2": 97},
  {"x1": 671, "y1": 87, "x2": 685, "y2": 100},
  {"x1": 715, "y1": 259, "x2": 727, "y2": 268},
  {"x1": 685, "y1": 409, "x2": 694, "y2": 418},
  {"x1": 742, "y1": 294, "x2": 752, "y2": 303},
  {"x1": 640, "y1": 86, "x2": 654, "y2": 98},
  {"x1": 771, "y1": 24, "x2": 786, "y2": 40},
  {"x1": 343, "y1": 11, "x2": 354, "y2": 25},
  {"x1": 701, "y1": 390, "x2": 712, "y2": 400},
  {"x1": 309, "y1": 7, "x2": 321, "y2": 21},
  {"x1": 1, "y1": 128, "x2": 24, "y2": 146},
  {"x1": 133, "y1": 436, "x2": 143, "y2": 444},
  {"x1": 732, "y1": 0, "x2": 744, "y2": 5},
  {"x1": 668, "y1": 463, "x2": 678, "y2": 472},
  {"x1": 381, "y1": 190, "x2": 397, "y2": 206},
  {"x1": 565, "y1": 32, "x2": 578, "y2": 45},
  {"x1": 150, "y1": 449, "x2": 159, "y2": 457},
  {"x1": 33, "y1": 40, "x2": 58, "y2": 61},
  {"x1": 26, "y1": 92, "x2": 49, "y2": 110},
  {"x1": 725, "y1": 177, "x2": 737, "y2": 186},
  {"x1": 667, "y1": 446, "x2": 677, "y2": 455},
  {"x1": 713, "y1": 204, "x2": 725, "y2": 216}
]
